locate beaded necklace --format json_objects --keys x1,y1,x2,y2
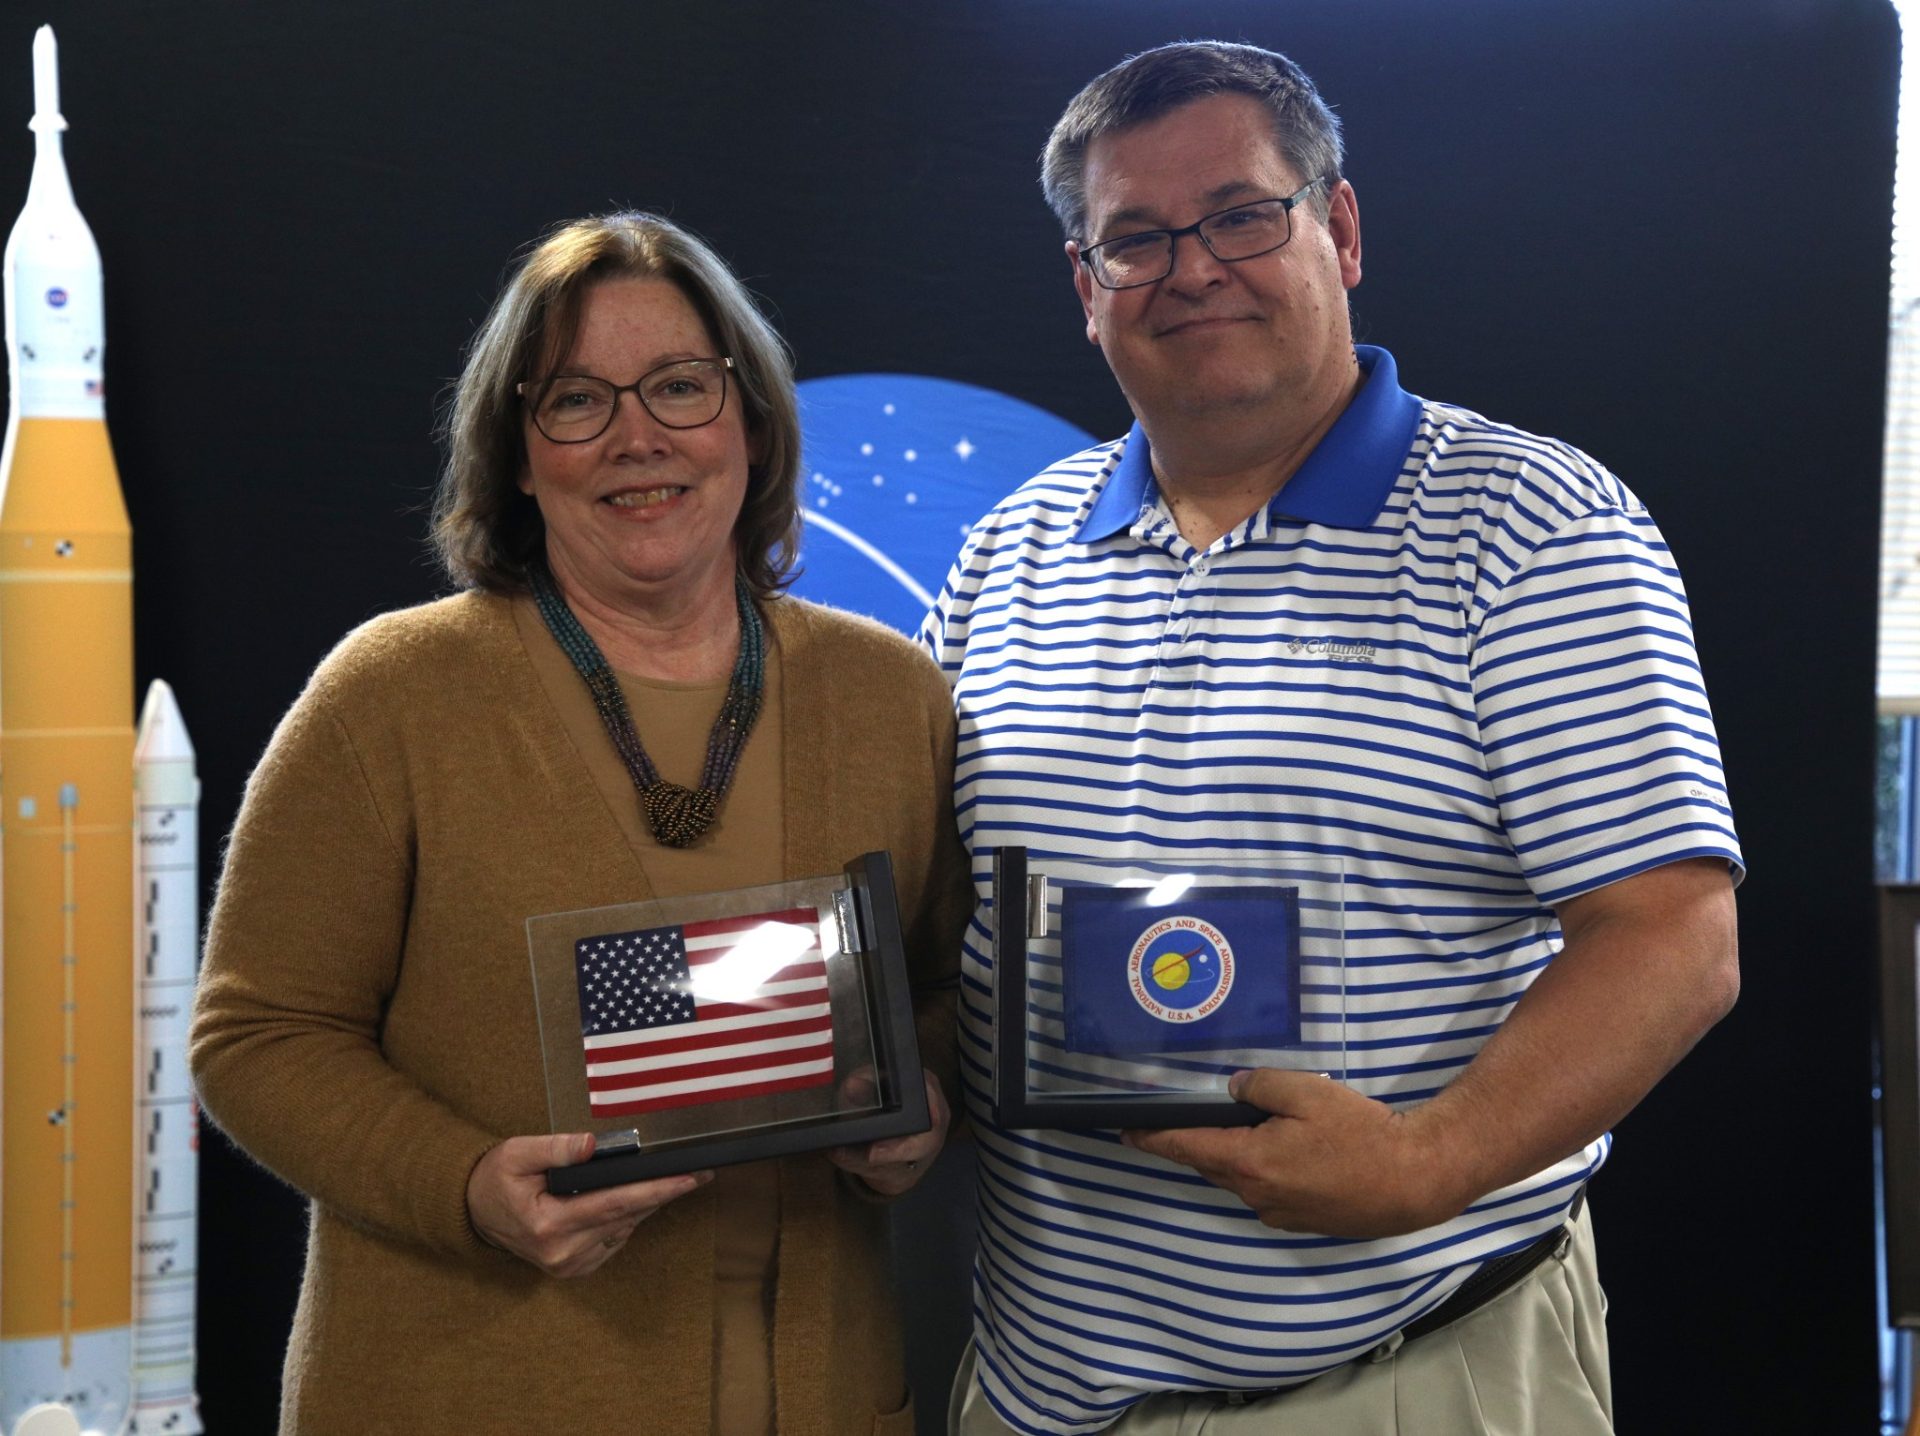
[{"x1": 528, "y1": 564, "x2": 765, "y2": 848}]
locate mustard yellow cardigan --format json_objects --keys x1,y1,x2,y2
[{"x1": 191, "y1": 590, "x2": 970, "y2": 1435}]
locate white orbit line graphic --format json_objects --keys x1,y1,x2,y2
[{"x1": 799, "y1": 508, "x2": 936, "y2": 609}]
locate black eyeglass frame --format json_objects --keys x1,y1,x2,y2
[
  {"x1": 517, "y1": 356, "x2": 736, "y2": 444},
  {"x1": 1077, "y1": 177, "x2": 1331, "y2": 292}
]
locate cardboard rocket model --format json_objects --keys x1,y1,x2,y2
[{"x1": 0, "y1": 24, "x2": 136, "y2": 1436}]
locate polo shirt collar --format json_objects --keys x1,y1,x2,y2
[{"x1": 1073, "y1": 344, "x2": 1421, "y2": 543}]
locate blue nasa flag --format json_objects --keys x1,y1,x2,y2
[{"x1": 1060, "y1": 885, "x2": 1301, "y2": 1055}]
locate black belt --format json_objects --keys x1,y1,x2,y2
[{"x1": 1397, "y1": 1187, "x2": 1585, "y2": 1347}]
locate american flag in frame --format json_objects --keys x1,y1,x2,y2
[
  {"x1": 574, "y1": 906, "x2": 835, "y2": 1116},
  {"x1": 526, "y1": 856, "x2": 931, "y2": 1192}
]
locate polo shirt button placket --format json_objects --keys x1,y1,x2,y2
[
  {"x1": 1153, "y1": 599, "x2": 1181, "y2": 686},
  {"x1": 1153, "y1": 563, "x2": 1198, "y2": 685},
  {"x1": 1183, "y1": 550, "x2": 1217, "y2": 657}
]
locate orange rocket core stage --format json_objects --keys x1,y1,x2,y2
[{"x1": 0, "y1": 414, "x2": 135, "y2": 1352}]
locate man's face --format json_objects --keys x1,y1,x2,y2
[{"x1": 1070, "y1": 92, "x2": 1363, "y2": 435}]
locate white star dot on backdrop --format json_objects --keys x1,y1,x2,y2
[{"x1": 790, "y1": 374, "x2": 1095, "y2": 636}]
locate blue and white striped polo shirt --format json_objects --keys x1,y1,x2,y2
[{"x1": 919, "y1": 346, "x2": 1743, "y2": 1434}]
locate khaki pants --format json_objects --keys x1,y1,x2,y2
[{"x1": 950, "y1": 1201, "x2": 1611, "y2": 1436}]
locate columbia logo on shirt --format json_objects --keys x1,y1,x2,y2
[{"x1": 1286, "y1": 636, "x2": 1378, "y2": 663}]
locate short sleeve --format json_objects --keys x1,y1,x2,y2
[{"x1": 1470, "y1": 507, "x2": 1744, "y2": 907}]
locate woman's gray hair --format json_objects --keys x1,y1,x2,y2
[
  {"x1": 432, "y1": 211, "x2": 802, "y2": 598},
  {"x1": 1040, "y1": 41, "x2": 1345, "y2": 240}
]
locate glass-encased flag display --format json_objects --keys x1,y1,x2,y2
[
  {"x1": 991, "y1": 848, "x2": 1347, "y2": 1131},
  {"x1": 528, "y1": 853, "x2": 929, "y2": 1190}
]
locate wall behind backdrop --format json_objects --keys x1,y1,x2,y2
[{"x1": 0, "y1": 1, "x2": 1895, "y2": 1430}]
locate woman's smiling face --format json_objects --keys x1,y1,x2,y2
[{"x1": 519, "y1": 276, "x2": 756, "y2": 611}]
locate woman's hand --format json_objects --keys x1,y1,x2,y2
[
  {"x1": 827, "y1": 1071, "x2": 950, "y2": 1197},
  {"x1": 466, "y1": 1132, "x2": 712, "y2": 1278}
]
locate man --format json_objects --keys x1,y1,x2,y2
[{"x1": 920, "y1": 40, "x2": 1741, "y2": 1436}]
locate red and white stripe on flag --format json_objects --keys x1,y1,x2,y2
[{"x1": 582, "y1": 906, "x2": 834, "y2": 1116}]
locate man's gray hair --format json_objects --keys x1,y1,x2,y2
[{"x1": 1041, "y1": 41, "x2": 1344, "y2": 240}]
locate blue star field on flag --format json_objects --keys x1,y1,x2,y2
[{"x1": 576, "y1": 927, "x2": 697, "y2": 1036}]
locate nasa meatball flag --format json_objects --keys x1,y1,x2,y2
[{"x1": 1060, "y1": 885, "x2": 1301, "y2": 1056}]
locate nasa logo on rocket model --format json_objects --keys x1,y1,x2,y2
[{"x1": 0, "y1": 25, "x2": 137, "y2": 1436}]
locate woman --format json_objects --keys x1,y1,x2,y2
[{"x1": 189, "y1": 212, "x2": 970, "y2": 1435}]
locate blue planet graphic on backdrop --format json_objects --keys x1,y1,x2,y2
[{"x1": 788, "y1": 373, "x2": 1096, "y2": 637}]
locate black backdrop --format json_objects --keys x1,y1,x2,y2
[{"x1": 0, "y1": 0, "x2": 1895, "y2": 1430}]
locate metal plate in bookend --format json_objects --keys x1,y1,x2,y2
[
  {"x1": 528, "y1": 852, "x2": 928, "y2": 1193},
  {"x1": 991, "y1": 846, "x2": 1348, "y2": 1130}
]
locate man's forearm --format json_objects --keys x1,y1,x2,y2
[{"x1": 1411, "y1": 855, "x2": 1740, "y2": 1216}]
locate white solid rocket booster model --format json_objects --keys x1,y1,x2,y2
[
  {"x1": 130, "y1": 682, "x2": 200, "y2": 1436},
  {"x1": 0, "y1": 25, "x2": 137, "y2": 1436}
]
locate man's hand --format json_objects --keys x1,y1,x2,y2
[
  {"x1": 827, "y1": 1071, "x2": 951, "y2": 1197},
  {"x1": 1124, "y1": 1069, "x2": 1461, "y2": 1238},
  {"x1": 466, "y1": 1132, "x2": 711, "y2": 1278},
  {"x1": 1130, "y1": 858, "x2": 1738, "y2": 1238}
]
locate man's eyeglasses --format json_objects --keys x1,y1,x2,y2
[
  {"x1": 518, "y1": 357, "x2": 734, "y2": 443},
  {"x1": 1078, "y1": 178, "x2": 1329, "y2": 291}
]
